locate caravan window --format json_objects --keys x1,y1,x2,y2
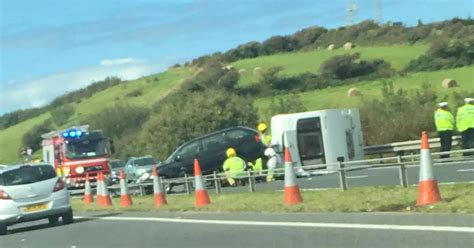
[{"x1": 296, "y1": 118, "x2": 324, "y2": 161}]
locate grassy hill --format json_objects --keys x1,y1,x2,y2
[
  {"x1": 233, "y1": 44, "x2": 428, "y2": 85},
  {"x1": 0, "y1": 43, "x2": 472, "y2": 164},
  {"x1": 0, "y1": 67, "x2": 194, "y2": 163}
]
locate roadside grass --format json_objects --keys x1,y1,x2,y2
[
  {"x1": 255, "y1": 66, "x2": 474, "y2": 114},
  {"x1": 71, "y1": 183, "x2": 474, "y2": 214},
  {"x1": 233, "y1": 44, "x2": 428, "y2": 86}
]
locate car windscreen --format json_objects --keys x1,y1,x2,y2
[
  {"x1": 65, "y1": 138, "x2": 108, "y2": 159},
  {"x1": 110, "y1": 161, "x2": 124, "y2": 168},
  {"x1": 135, "y1": 158, "x2": 156, "y2": 166},
  {"x1": 0, "y1": 165, "x2": 56, "y2": 186}
]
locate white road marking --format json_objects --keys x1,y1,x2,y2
[
  {"x1": 75, "y1": 216, "x2": 474, "y2": 233},
  {"x1": 346, "y1": 175, "x2": 368, "y2": 179},
  {"x1": 457, "y1": 169, "x2": 474, "y2": 172}
]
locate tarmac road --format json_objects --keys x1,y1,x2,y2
[{"x1": 1, "y1": 212, "x2": 473, "y2": 248}]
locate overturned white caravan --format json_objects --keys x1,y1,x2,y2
[{"x1": 270, "y1": 108, "x2": 364, "y2": 174}]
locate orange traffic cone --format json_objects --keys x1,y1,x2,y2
[
  {"x1": 417, "y1": 131, "x2": 442, "y2": 206},
  {"x1": 152, "y1": 166, "x2": 167, "y2": 207},
  {"x1": 97, "y1": 172, "x2": 112, "y2": 207},
  {"x1": 119, "y1": 170, "x2": 133, "y2": 207},
  {"x1": 194, "y1": 159, "x2": 211, "y2": 207},
  {"x1": 83, "y1": 174, "x2": 94, "y2": 204},
  {"x1": 283, "y1": 147, "x2": 303, "y2": 205}
]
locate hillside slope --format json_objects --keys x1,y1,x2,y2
[
  {"x1": 0, "y1": 67, "x2": 193, "y2": 163},
  {"x1": 233, "y1": 44, "x2": 428, "y2": 85}
]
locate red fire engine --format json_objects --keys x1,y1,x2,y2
[{"x1": 41, "y1": 125, "x2": 111, "y2": 188}]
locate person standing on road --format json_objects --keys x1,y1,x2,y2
[
  {"x1": 222, "y1": 148, "x2": 246, "y2": 186},
  {"x1": 434, "y1": 102, "x2": 455, "y2": 158},
  {"x1": 264, "y1": 148, "x2": 283, "y2": 182},
  {"x1": 456, "y1": 98, "x2": 474, "y2": 156}
]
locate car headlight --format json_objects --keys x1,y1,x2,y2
[{"x1": 75, "y1": 166, "x2": 85, "y2": 174}]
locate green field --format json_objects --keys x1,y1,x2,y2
[
  {"x1": 72, "y1": 183, "x2": 474, "y2": 214},
  {"x1": 233, "y1": 44, "x2": 428, "y2": 86},
  {"x1": 255, "y1": 66, "x2": 474, "y2": 113}
]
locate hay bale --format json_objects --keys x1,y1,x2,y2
[
  {"x1": 253, "y1": 67, "x2": 262, "y2": 75},
  {"x1": 441, "y1": 78, "x2": 457, "y2": 88},
  {"x1": 327, "y1": 44, "x2": 335, "y2": 50},
  {"x1": 222, "y1": 65, "x2": 234, "y2": 70},
  {"x1": 343, "y1": 42, "x2": 353, "y2": 50},
  {"x1": 347, "y1": 87, "x2": 361, "y2": 97}
]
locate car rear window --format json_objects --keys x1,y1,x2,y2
[{"x1": 0, "y1": 165, "x2": 56, "y2": 186}]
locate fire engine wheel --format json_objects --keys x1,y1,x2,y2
[
  {"x1": 62, "y1": 209, "x2": 74, "y2": 225},
  {"x1": 0, "y1": 222, "x2": 7, "y2": 235}
]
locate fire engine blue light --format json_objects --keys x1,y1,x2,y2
[
  {"x1": 62, "y1": 132, "x2": 69, "y2": 138},
  {"x1": 69, "y1": 131, "x2": 76, "y2": 137},
  {"x1": 76, "y1": 130, "x2": 83, "y2": 136}
]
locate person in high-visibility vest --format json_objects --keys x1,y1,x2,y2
[
  {"x1": 251, "y1": 123, "x2": 272, "y2": 180},
  {"x1": 434, "y1": 102, "x2": 455, "y2": 158},
  {"x1": 456, "y1": 98, "x2": 474, "y2": 156},
  {"x1": 222, "y1": 148, "x2": 246, "y2": 186}
]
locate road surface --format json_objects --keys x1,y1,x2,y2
[{"x1": 1, "y1": 212, "x2": 473, "y2": 248}]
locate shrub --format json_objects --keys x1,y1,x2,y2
[
  {"x1": 21, "y1": 119, "x2": 53, "y2": 153},
  {"x1": 51, "y1": 105, "x2": 75, "y2": 125},
  {"x1": 125, "y1": 89, "x2": 143, "y2": 97},
  {"x1": 320, "y1": 53, "x2": 393, "y2": 80}
]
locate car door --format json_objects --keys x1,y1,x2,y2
[{"x1": 198, "y1": 132, "x2": 228, "y2": 174}]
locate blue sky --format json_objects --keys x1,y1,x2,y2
[{"x1": 0, "y1": 0, "x2": 472, "y2": 114}]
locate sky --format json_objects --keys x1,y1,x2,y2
[{"x1": 0, "y1": 0, "x2": 472, "y2": 115}]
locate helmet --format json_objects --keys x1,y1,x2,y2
[
  {"x1": 226, "y1": 148, "x2": 236, "y2": 158},
  {"x1": 264, "y1": 148, "x2": 276, "y2": 157},
  {"x1": 257, "y1": 123, "x2": 267, "y2": 132}
]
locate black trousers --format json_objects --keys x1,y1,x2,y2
[
  {"x1": 461, "y1": 128, "x2": 474, "y2": 156},
  {"x1": 438, "y1": 130, "x2": 453, "y2": 158}
]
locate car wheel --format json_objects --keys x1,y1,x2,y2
[
  {"x1": 62, "y1": 209, "x2": 74, "y2": 225},
  {"x1": 0, "y1": 222, "x2": 7, "y2": 235},
  {"x1": 48, "y1": 216, "x2": 59, "y2": 225}
]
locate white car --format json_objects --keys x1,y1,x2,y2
[{"x1": 0, "y1": 163, "x2": 73, "y2": 235}]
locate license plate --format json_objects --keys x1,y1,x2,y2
[{"x1": 22, "y1": 203, "x2": 48, "y2": 213}]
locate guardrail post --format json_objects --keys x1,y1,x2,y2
[
  {"x1": 213, "y1": 171, "x2": 222, "y2": 194},
  {"x1": 247, "y1": 170, "x2": 255, "y2": 193},
  {"x1": 184, "y1": 174, "x2": 191, "y2": 195},
  {"x1": 139, "y1": 184, "x2": 145, "y2": 196},
  {"x1": 397, "y1": 156, "x2": 408, "y2": 188},
  {"x1": 338, "y1": 162, "x2": 348, "y2": 191}
]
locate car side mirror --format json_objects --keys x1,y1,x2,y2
[{"x1": 174, "y1": 155, "x2": 181, "y2": 162}]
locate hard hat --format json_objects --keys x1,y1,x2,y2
[
  {"x1": 226, "y1": 148, "x2": 236, "y2": 158},
  {"x1": 257, "y1": 123, "x2": 267, "y2": 132},
  {"x1": 438, "y1": 102, "x2": 448, "y2": 108},
  {"x1": 264, "y1": 148, "x2": 276, "y2": 157},
  {"x1": 465, "y1": 98, "x2": 474, "y2": 103}
]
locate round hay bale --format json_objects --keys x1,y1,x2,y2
[
  {"x1": 238, "y1": 69, "x2": 246, "y2": 74},
  {"x1": 253, "y1": 67, "x2": 262, "y2": 75},
  {"x1": 347, "y1": 87, "x2": 361, "y2": 97},
  {"x1": 344, "y1": 42, "x2": 353, "y2": 50},
  {"x1": 441, "y1": 78, "x2": 457, "y2": 89},
  {"x1": 327, "y1": 44, "x2": 335, "y2": 50}
]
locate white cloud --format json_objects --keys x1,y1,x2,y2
[
  {"x1": 100, "y1": 57, "x2": 140, "y2": 66},
  {"x1": 0, "y1": 61, "x2": 165, "y2": 114}
]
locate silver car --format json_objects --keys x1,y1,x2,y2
[{"x1": 0, "y1": 163, "x2": 73, "y2": 235}]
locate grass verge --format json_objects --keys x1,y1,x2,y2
[{"x1": 72, "y1": 183, "x2": 474, "y2": 214}]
